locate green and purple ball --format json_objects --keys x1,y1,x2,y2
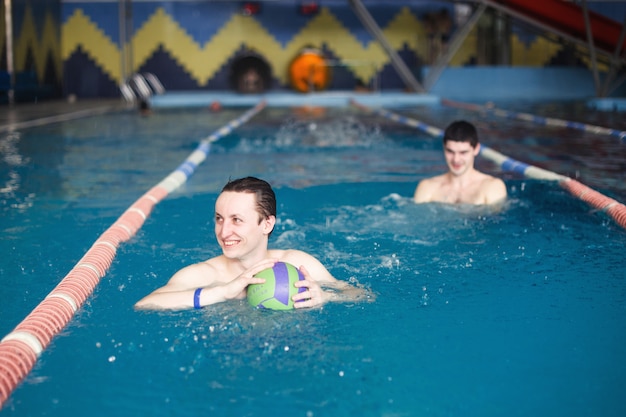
[{"x1": 247, "y1": 262, "x2": 305, "y2": 310}]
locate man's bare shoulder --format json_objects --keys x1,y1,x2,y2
[
  {"x1": 421, "y1": 174, "x2": 448, "y2": 186},
  {"x1": 414, "y1": 174, "x2": 447, "y2": 203},
  {"x1": 474, "y1": 171, "x2": 507, "y2": 204},
  {"x1": 477, "y1": 172, "x2": 507, "y2": 204},
  {"x1": 268, "y1": 249, "x2": 310, "y2": 265},
  {"x1": 268, "y1": 249, "x2": 335, "y2": 282},
  {"x1": 483, "y1": 174, "x2": 506, "y2": 187}
]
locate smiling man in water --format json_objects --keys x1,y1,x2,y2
[
  {"x1": 413, "y1": 120, "x2": 507, "y2": 205},
  {"x1": 135, "y1": 176, "x2": 370, "y2": 310}
]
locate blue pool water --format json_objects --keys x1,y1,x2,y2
[{"x1": 1, "y1": 104, "x2": 625, "y2": 416}]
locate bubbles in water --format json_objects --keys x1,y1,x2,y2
[
  {"x1": 1, "y1": 132, "x2": 29, "y2": 202},
  {"x1": 273, "y1": 114, "x2": 385, "y2": 149},
  {"x1": 380, "y1": 254, "x2": 400, "y2": 269}
]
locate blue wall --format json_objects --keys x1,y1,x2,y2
[{"x1": 2, "y1": 0, "x2": 624, "y2": 102}]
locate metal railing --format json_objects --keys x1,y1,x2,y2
[{"x1": 119, "y1": 72, "x2": 165, "y2": 103}]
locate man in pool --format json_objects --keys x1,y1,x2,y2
[
  {"x1": 413, "y1": 120, "x2": 507, "y2": 205},
  {"x1": 135, "y1": 176, "x2": 370, "y2": 310}
]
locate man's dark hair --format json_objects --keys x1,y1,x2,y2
[
  {"x1": 443, "y1": 120, "x2": 479, "y2": 148},
  {"x1": 221, "y1": 177, "x2": 277, "y2": 231}
]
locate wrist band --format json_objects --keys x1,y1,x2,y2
[{"x1": 193, "y1": 288, "x2": 203, "y2": 309}]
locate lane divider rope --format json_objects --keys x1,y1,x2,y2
[
  {"x1": 441, "y1": 98, "x2": 626, "y2": 143},
  {"x1": 350, "y1": 99, "x2": 626, "y2": 230},
  {"x1": 0, "y1": 100, "x2": 267, "y2": 409}
]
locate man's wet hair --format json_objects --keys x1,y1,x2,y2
[
  {"x1": 222, "y1": 177, "x2": 277, "y2": 234},
  {"x1": 443, "y1": 120, "x2": 479, "y2": 148}
]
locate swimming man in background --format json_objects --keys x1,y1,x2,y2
[
  {"x1": 413, "y1": 120, "x2": 507, "y2": 205},
  {"x1": 135, "y1": 176, "x2": 370, "y2": 310}
]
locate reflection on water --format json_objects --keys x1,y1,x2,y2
[{"x1": 0, "y1": 132, "x2": 33, "y2": 211}]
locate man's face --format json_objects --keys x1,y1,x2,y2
[
  {"x1": 214, "y1": 191, "x2": 273, "y2": 260},
  {"x1": 443, "y1": 140, "x2": 480, "y2": 176}
]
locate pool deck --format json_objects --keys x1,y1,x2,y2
[
  {"x1": 1, "y1": 91, "x2": 624, "y2": 133},
  {"x1": 149, "y1": 90, "x2": 441, "y2": 108},
  {"x1": 0, "y1": 91, "x2": 441, "y2": 132},
  {"x1": 0, "y1": 98, "x2": 127, "y2": 133}
]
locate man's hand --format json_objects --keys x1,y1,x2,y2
[
  {"x1": 292, "y1": 265, "x2": 330, "y2": 308},
  {"x1": 223, "y1": 258, "x2": 277, "y2": 300}
]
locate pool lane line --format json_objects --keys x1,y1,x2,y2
[
  {"x1": 0, "y1": 105, "x2": 123, "y2": 134},
  {"x1": 0, "y1": 100, "x2": 268, "y2": 409},
  {"x1": 350, "y1": 99, "x2": 626, "y2": 230},
  {"x1": 441, "y1": 98, "x2": 626, "y2": 143}
]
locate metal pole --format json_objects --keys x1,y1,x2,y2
[
  {"x1": 4, "y1": 0, "x2": 15, "y2": 104},
  {"x1": 118, "y1": 0, "x2": 126, "y2": 85},
  {"x1": 424, "y1": 4, "x2": 487, "y2": 91},
  {"x1": 600, "y1": 17, "x2": 626, "y2": 97},
  {"x1": 118, "y1": 0, "x2": 134, "y2": 88},
  {"x1": 348, "y1": 0, "x2": 425, "y2": 93},
  {"x1": 580, "y1": 0, "x2": 601, "y2": 95},
  {"x1": 126, "y1": 0, "x2": 134, "y2": 76}
]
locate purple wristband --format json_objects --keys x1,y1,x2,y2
[{"x1": 193, "y1": 288, "x2": 203, "y2": 309}]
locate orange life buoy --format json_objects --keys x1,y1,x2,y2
[{"x1": 288, "y1": 49, "x2": 330, "y2": 93}]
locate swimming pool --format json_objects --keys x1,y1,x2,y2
[{"x1": 1, "y1": 101, "x2": 625, "y2": 416}]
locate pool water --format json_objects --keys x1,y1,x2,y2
[{"x1": 1, "y1": 105, "x2": 625, "y2": 416}]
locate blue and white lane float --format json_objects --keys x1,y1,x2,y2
[
  {"x1": 350, "y1": 99, "x2": 626, "y2": 230},
  {"x1": 441, "y1": 98, "x2": 626, "y2": 143},
  {"x1": 0, "y1": 100, "x2": 267, "y2": 409}
]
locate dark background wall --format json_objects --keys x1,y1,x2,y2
[{"x1": 2, "y1": 0, "x2": 625, "y2": 102}]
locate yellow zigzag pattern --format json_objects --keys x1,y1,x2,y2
[
  {"x1": 11, "y1": 5, "x2": 62, "y2": 82},
  {"x1": 132, "y1": 7, "x2": 437, "y2": 85},
  {"x1": 62, "y1": 9, "x2": 121, "y2": 83},
  {"x1": 510, "y1": 33, "x2": 608, "y2": 70},
  {"x1": 316, "y1": 7, "x2": 428, "y2": 80},
  {"x1": 68, "y1": 6, "x2": 438, "y2": 86},
  {"x1": 61, "y1": 5, "x2": 576, "y2": 86},
  {"x1": 511, "y1": 34, "x2": 562, "y2": 66},
  {"x1": 133, "y1": 8, "x2": 284, "y2": 85}
]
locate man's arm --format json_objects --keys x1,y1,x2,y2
[
  {"x1": 134, "y1": 263, "x2": 223, "y2": 310},
  {"x1": 134, "y1": 259, "x2": 273, "y2": 311},
  {"x1": 282, "y1": 250, "x2": 376, "y2": 308}
]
